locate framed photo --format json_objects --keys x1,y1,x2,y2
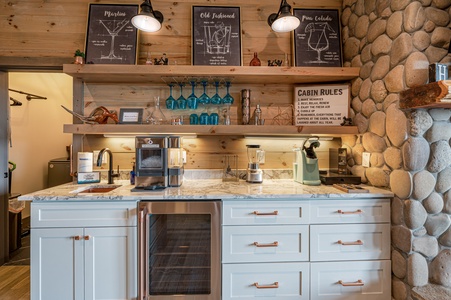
[
  {"x1": 293, "y1": 9, "x2": 342, "y2": 67},
  {"x1": 85, "y1": 4, "x2": 139, "y2": 65},
  {"x1": 119, "y1": 108, "x2": 143, "y2": 124},
  {"x1": 192, "y1": 6, "x2": 242, "y2": 66},
  {"x1": 294, "y1": 84, "x2": 350, "y2": 126}
]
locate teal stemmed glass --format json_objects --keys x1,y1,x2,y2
[
  {"x1": 198, "y1": 80, "x2": 211, "y2": 105},
  {"x1": 222, "y1": 81, "x2": 234, "y2": 104},
  {"x1": 210, "y1": 80, "x2": 222, "y2": 105},
  {"x1": 187, "y1": 80, "x2": 198, "y2": 109},
  {"x1": 176, "y1": 83, "x2": 187, "y2": 109},
  {"x1": 166, "y1": 83, "x2": 177, "y2": 110}
]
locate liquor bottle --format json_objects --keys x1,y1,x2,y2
[{"x1": 249, "y1": 52, "x2": 261, "y2": 66}]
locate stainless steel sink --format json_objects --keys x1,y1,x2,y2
[{"x1": 76, "y1": 185, "x2": 121, "y2": 194}]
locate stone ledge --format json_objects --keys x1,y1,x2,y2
[{"x1": 412, "y1": 284, "x2": 451, "y2": 300}]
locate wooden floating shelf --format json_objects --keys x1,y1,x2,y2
[
  {"x1": 63, "y1": 64, "x2": 360, "y2": 84},
  {"x1": 63, "y1": 124, "x2": 359, "y2": 137},
  {"x1": 400, "y1": 80, "x2": 451, "y2": 109}
]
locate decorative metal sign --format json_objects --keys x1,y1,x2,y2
[{"x1": 294, "y1": 84, "x2": 350, "y2": 126}]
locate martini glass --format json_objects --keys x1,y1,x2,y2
[
  {"x1": 222, "y1": 81, "x2": 234, "y2": 104},
  {"x1": 165, "y1": 83, "x2": 177, "y2": 109},
  {"x1": 198, "y1": 80, "x2": 211, "y2": 105},
  {"x1": 176, "y1": 83, "x2": 187, "y2": 109},
  {"x1": 210, "y1": 80, "x2": 222, "y2": 105},
  {"x1": 187, "y1": 80, "x2": 198, "y2": 109}
]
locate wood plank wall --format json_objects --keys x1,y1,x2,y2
[
  {"x1": 2, "y1": 0, "x2": 343, "y2": 171},
  {"x1": 0, "y1": 0, "x2": 342, "y2": 67}
]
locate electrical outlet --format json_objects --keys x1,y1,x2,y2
[{"x1": 362, "y1": 152, "x2": 370, "y2": 168}]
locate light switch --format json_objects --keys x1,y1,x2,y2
[{"x1": 362, "y1": 152, "x2": 370, "y2": 168}]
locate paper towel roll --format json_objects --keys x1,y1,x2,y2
[{"x1": 78, "y1": 152, "x2": 93, "y2": 173}]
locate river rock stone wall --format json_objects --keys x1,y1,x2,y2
[{"x1": 341, "y1": 0, "x2": 451, "y2": 299}]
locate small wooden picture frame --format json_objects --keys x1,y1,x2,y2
[
  {"x1": 85, "y1": 3, "x2": 139, "y2": 65},
  {"x1": 119, "y1": 108, "x2": 143, "y2": 124},
  {"x1": 293, "y1": 8, "x2": 342, "y2": 67},
  {"x1": 294, "y1": 84, "x2": 350, "y2": 126},
  {"x1": 191, "y1": 6, "x2": 242, "y2": 66}
]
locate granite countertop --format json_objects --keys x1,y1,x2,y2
[{"x1": 18, "y1": 179, "x2": 393, "y2": 202}]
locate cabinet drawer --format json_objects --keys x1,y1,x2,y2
[
  {"x1": 223, "y1": 201, "x2": 309, "y2": 225},
  {"x1": 310, "y1": 260, "x2": 391, "y2": 300},
  {"x1": 223, "y1": 225, "x2": 309, "y2": 263},
  {"x1": 222, "y1": 262, "x2": 309, "y2": 300},
  {"x1": 31, "y1": 202, "x2": 137, "y2": 228},
  {"x1": 310, "y1": 224, "x2": 390, "y2": 261},
  {"x1": 310, "y1": 199, "x2": 390, "y2": 224}
]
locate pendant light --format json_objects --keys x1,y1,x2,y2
[
  {"x1": 131, "y1": 0, "x2": 164, "y2": 32},
  {"x1": 267, "y1": 0, "x2": 300, "y2": 33}
]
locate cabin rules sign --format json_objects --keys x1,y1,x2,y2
[{"x1": 294, "y1": 84, "x2": 349, "y2": 126}]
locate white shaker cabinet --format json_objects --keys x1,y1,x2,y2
[
  {"x1": 30, "y1": 202, "x2": 137, "y2": 300},
  {"x1": 222, "y1": 200, "x2": 310, "y2": 300},
  {"x1": 222, "y1": 197, "x2": 391, "y2": 300}
]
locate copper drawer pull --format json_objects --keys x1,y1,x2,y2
[
  {"x1": 73, "y1": 236, "x2": 81, "y2": 240},
  {"x1": 253, "y1": 241, "x2": 279, "y2": 247},
  {"x1": 253, "y1": 282, "x2": 279, "y2": 289},
  {"x1": 84, "y1": 235, "x2": 91, "y2": 241},
  {"x1": 337, "y1": 209, "x2": 362, "y2": 214},
  {"x1": 338, "y1": 279, "x2": 364, "y2": 286},
  {"x1": 253, "y1": 210, "x2": 279, "y2": 216},
  {"x1": 338, "y1": 239, "x2": 363, "y2": 246}
]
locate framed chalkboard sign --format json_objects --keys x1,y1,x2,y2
[
  {"x1": 85, "y1": 4, "x2": 139, "y2": 65},
  {"x1": 192, "y1": 6, "x2": 242, "y2": 66},
  {"x1": 293, "y1": 9, "x2": 342, "y2": 67}
]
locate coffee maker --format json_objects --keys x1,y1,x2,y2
[
  {"x1": 246, "y1": 145, "x2": 265, "y2": 183},
  {"x1": 135, "y1": 136, "x2": 183, "y2": 188}
]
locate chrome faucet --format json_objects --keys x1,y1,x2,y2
[{"x1": 97, "y1": 148, "x2": 119, "y2": 184}]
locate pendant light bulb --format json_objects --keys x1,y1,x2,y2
[
  {"x1": 267, "y1": 0, "x2": 300, "y2": 33},
  {"x1": 131, "y1": 0, "x2": 164, "y2": 33}
]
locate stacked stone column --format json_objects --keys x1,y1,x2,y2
[{"x1": 341, "y1": 0, "x2": 451, "y2": 299}]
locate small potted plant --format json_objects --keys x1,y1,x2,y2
[{"x1": 74, "y1": 49, "x2": 85, "y2": 64}]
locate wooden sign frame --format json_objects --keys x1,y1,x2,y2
[
  {"x1": 191, "y1": 6, "x2": 242, "y2": 66},
  {"x1": 294, "y1": 84, "x2": 350, "y2": 126},
  {"x1": 85, "y1": 3, "x2": 139, "y2": 65},
  {"x1": 292, "y1": 8, "x2": 342, "y2": 67}
]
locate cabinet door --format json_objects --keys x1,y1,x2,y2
[
  {"x1": 223, "y1": 201, "x2": 310, "y2": 225},
  {"x1": 310, "y1": 224, "x2": 390, "y2": 261},
  {"x1": 310, "y1": 260, "x2": 391, "y2": 300},
  {"x1": 31, "y1": 228, "x2": 84, "y2": 300},
  {"x1": 222, "y1": 262, "x2": 309, "y2": 300},
  {"x1": 222, "y1": 225, "x2": 309, "y2": 263},
  {"x1": 84, "y1": 227, "x2": 137, "y2": 300}
]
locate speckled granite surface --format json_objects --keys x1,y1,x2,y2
[{"x1": 18, "y1": 179, "x2": 393, "y2": 202}]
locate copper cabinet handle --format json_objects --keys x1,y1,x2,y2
[
  {"x1": 253, "y1": 282, "x2": 279, "y2": 289},
  {"x1": 252, "y1": 210, "x2": 279, "y2": 216},
  {"x1": 253, "y1": 241, "x2": 279, "y2": 247},
  {"x1": 73, "y1": 236, "x2": 82, "y2": 240},
  {"x1": 337, "y1": 239, "x2": 363, "y2": 246},
  {"x1": 337, "y1": 209, "x2": 363, "y2": 214},
  {"x1": 84, "y1": 235, "x2": 91, "y2": 241},
  {"x1": 338, "y1": 279, "x2": 364, "y2": 286}
]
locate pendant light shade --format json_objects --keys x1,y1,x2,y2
[
  {"x1": 131, "y1": 0, "x2": 164, "y2": 32},
  {"x1": 267, "y1": 0, "x2": 300, "y2": 33}
]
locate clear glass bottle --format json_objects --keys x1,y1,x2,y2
[{"x1": 150, "y1": 96, "x2": 167, "y2": 125}]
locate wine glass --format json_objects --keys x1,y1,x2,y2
[
  {"x1": 166, "y1": 83, "x2": 177, "y2": 110},
  {"x1": 198, "y1": 80, "x2": 211, "y2": 105},
  {"x1": 187, "y1": 80, "x2": 198, "y2": 109},
  {"x1": 176, "y1": 83, "x2": 187, "y2": 109},
  {"x1": 210, "y1": 80, "x2": 222, "y2": 105},
  {"x1": 222, "y1": 81, "x2": 234, "y2": 104}
]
